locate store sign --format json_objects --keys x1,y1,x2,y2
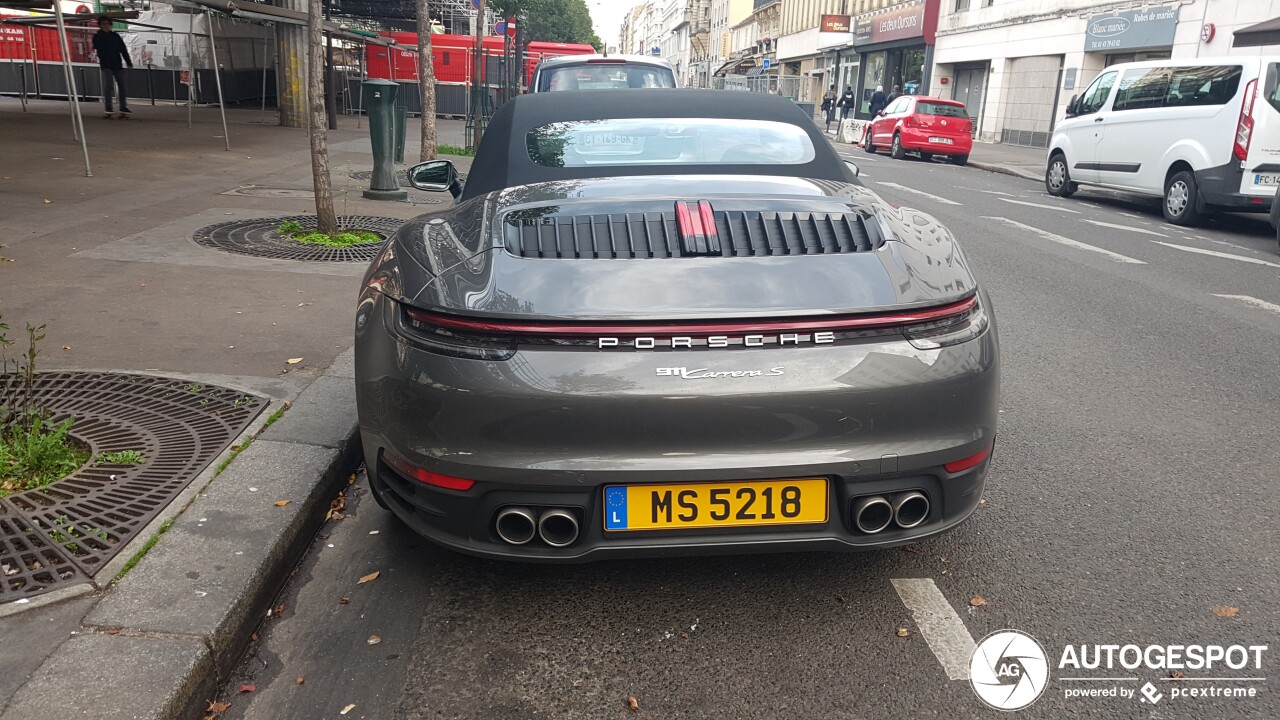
[
  {"x1": 821, "y1": 15, "x2": 852, "y2": 34},
  {"x1": 1084, "y1": 5, "x2": 1179, "y2": 52},
  {"x1": 854, "y1": 2, "x2": 927, "y2": 45}
]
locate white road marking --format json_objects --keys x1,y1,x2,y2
[
  {"x1": 876, "y1": 182, "x2": 963, "y2": 205},
  {"x1": 998, "y1": 197, "x2": 1081, "y2": 213},
  {"x1": 977, "y1": 190, "x2": 1016, "y2": 197},
  {"x1": 1151, "y1": 241, "x2": 1280, "y2": 268},
  {"x1": 891, "y1": 579, "x2": 977, "y2": 681},
  {"x1": 1119, "y1": 212, "x2": 1141, "y2": 218},
  {"x1": 1212, "y1": 294, "x2": 1280, "y2": 315},
  {"x1": 1081, "y1": 219, "x2": 1168, "y2": 237},
  {"x1": 983, "y1": 217, "x2": 1148, "y2": 264}
]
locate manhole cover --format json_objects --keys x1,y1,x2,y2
[
  {"x1": 220, "y1": 186, "x2": 315, "y2": 199},
  {"x1": 192, "y1": 215, "x2": 402, "y2": 262},
  {"x1": 0, "y1": 373, "x2": 266, "y2": 602}
]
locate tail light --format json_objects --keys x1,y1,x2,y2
[
  {"x1": 1234, "y1": 78, "x2": 1257, "y2": 162},
  {"x1": 944, "y1": 446, "x2": 991, "y2": 473},
  {"x1": 401, "y1": 305, "x2": 518, "y2": 360},
  {"x1": 903, "y1": 294, "x2": 989, "y2": 349},
  {"x1": 384, "y1": 451, "x2": 475, "y2": 491},
  {"x1": 903, "y1": 114, "x2": 919, "y2": 128}
]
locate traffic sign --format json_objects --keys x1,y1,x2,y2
[{"x1": 763, "y1": 58, "x2": 771, "y2": 70}]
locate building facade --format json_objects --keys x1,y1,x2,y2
[{"x1": 931, "y1": 0, "x2": 1280, "y2": 148}]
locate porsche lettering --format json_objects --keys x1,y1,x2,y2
[{"x1": 598, "y1": 332, "x2": 836, "y2": 349}]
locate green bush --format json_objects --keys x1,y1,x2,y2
[
  {"x1": 437, "y1": 144, "x2": 476, "y2": 157},
  {"x1": 291, "y1": 230, "x2": 382, "y2": 248}
]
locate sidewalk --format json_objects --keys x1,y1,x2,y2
[
  {"x1": 822, "y1": 119, "x2": 1047, "y2": 182},
  {"x1": 0, "y1": 99, "x2": 467, "y2": 719}
]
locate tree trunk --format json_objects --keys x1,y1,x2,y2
[
  {"x1": 417, "y1": 0, "x2": 437, "y2": 161},
  {"x1": 308, "y1": 0, "x2": 338, "y2": 234}
]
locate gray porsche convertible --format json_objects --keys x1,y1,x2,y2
[{"x1": 355, "y1": 89, "x2": 998, "y2": 561}]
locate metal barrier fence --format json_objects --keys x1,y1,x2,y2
[{"x1": 0, "y1": 60, "x2": 275, "y2": 105}]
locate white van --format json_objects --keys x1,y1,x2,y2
[{"x1": 1046, "y1": 57, "x2": 1280, "y2": 225}]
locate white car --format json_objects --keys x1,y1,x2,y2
[{"x1": 1046, "y1": 57, "x2": 1280, "y2": 225}]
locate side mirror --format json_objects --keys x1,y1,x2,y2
[
  {"x1": 1065, "y1": 93, "x2": 1080, "y2": 117},
  {"x1": 407, "y1": 160, "x2": 462, "y2": 198},
  {"x1": 844, "y1": 160, "x2": 860, "y2": 178}
]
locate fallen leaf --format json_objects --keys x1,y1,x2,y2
[
  {"x1": 896, "y1": 627, "x2": 910, "y2": 637},
  {"x1": 979, "y1": 498, "x2": 987, "y2": 505},
  {"x1": 275, "y1": 603, "x2": 287, "y2": 615},
  {"x1": 969, "y1": 596, "x2": 988, "y2": 607},
  {"x1": 238, "y1": 683, "x2": 256, "y2": 693},
  {"x1": 274, "y1": 500, "x2": 291, "y2": 507},
  {"x1": 206, "y1": 700, "x2": 232, "y2": 713},
  {"x1": 357, "y1": 571, "x2": 380, "y2": 584},
  {"x1": 286, "y1": 357, "x2": 303, "y2": 365},
  {"x1": 1170, "y1": 670, "x2": 1186, "y2": 679},
  {"x1": 627, "y1": 696, "x2": 640, "y2": 712},
  {"x1": 341, "y1": 704, "x2": 356, "y2": 715},
  {"x1": 348, "y1": 473, "x2": 357, "y2": 485},
  {"x1": 251, "y1": 632, "x2": 259, "y2": 642},
  {"x1": 1212, "y1": 606, "x2": 1239, "y2": 618},
  {"x1": 62, "y1": 345, "x2": 71, "y2": 350},
  {"x1": 339, "y1": 596, "x2": 350, "y2": 605},
  {"x1": 296, "y1": 677, "x2": 305, "y2": 685},
  {"x1": 43, "y1": 198, "x2": 52, "y2": 204},
  {"x1": 367, "y1": 634, "x2": 382, "y2": 645}
]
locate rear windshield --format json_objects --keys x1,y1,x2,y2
[
  {"x1": 916, "y1": 101, "x2": 967, "y2": 117},
  {"x1": 526, "y1": 118, "x2": 817, "y2": 168},
  {"x1": 540, "y1": 64, "x2": 676, "y2": 91}
]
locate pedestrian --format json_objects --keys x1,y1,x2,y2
[
  {"x1": 886, "y1": 84, "x2": 901, "y2": 104},
  {"x1": 869, "y1": 84, "x2": 887, "y2": 116},
  {"x1": 820, "y1": 84, "x2": 837, "y2": 131},
  {"x1": 837, "y1": 85, "x2": 855, "y2": 120},
  {"x1": 93, "y1": 16, "x2": 132, "y2": 119}
]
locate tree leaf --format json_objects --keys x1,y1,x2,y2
[
  {"x1": 296, "y1": 677, "x2": 305, "y2": 685},
  {"x1": 206, "y1": 700, "x2": 232, "y2": 713},
  {"x1": 238, "y1": 683, "x2": 256, "y2": 693},
  {"x1": 896, "y1": 628, "x2": 910, "y2": 637},
  {"x1": 286, "y1": 357, "x2": 303, "y2": 364},
  {"x1": 627, "y1": 696, "x2": 640, "y2": 712},
  {"x1": 367, "y1": 634, "x2": 382, "y2": 645},
  {"x1": 969, "y1": 596, "x2": 987, "y2": 607},
  {"x1": 357, "y1": 571, "x2": 380, "y2": 584},
  {"x1": 274, "y1": 500, "x2": 291, "y2": 507},
  {"x1": 1212, "y1": 606, "x2": 1239, "y2": 618},
  {"x1": 341, "y1": 704, "x2": 356, "y2": 715}
]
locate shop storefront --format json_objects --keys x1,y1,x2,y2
[
  {"x1": 851, "y1": 0, "x2": 939, "y2": 119},
  {"x1": 1083, "y1": 5, "x2": 1178, "y2": 67}
]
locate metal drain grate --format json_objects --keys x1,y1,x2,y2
[
  {"x1": 0, "y1": 373, "x2": 266, "y2": 602},
  {"x1": 192, "y1": 215, "x2": 403, "y2": 262}
]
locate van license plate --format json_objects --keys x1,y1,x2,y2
[{"x1": 1252, "y1": 173, "x2": 1280, "y2": 186}]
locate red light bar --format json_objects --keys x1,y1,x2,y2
[
  {"x1": 944, "y1": 446, "x2": 990, "y2": 473},
  {"x1": 384, "y1": 452, "x2": 475, "y2": 491},
  {"x1": 404, "y1": 295, "x2": 978, "y2": 338}
]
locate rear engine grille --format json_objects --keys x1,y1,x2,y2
[{"x1": 505, "y1": 211, "x2": 883, "y2": 259}]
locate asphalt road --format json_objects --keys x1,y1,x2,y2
[{"x1": 218, "y1": 146, "x2": 1280, "y2": 720}]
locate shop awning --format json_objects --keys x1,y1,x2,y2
[{"x1": 1233, "y1": 16, "x2": 1280, "y2": 48}]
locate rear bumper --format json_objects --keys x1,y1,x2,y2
[
  {"x1": 900, "y1": 128, "x2": 972, "y2": 155},
  {"x1": 1196, "y1": 161, "x2": 1274, "y2": 212},
  {"x1": 364, "y1": 441, "x2": 991, "y2": 562}
]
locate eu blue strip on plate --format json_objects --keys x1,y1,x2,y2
[{"x1": 604, "y1": 486, "x2": 628, "y2": 530}]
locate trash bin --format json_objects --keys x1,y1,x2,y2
[{"x1": 361, "y1": 78, "x2": 407, "y2": 201}]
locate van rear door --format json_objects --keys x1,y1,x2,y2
[{"x1": 1239, "y1": 60, "x2": 1280, "y2": 198}]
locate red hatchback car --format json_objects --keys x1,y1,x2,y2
[{"x1": 863, "y1": 96, "x2": 973, "y2": 165}]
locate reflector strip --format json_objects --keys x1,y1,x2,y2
[
  {"x1": 943, "y1": 447, "x2": 990, "y2": 473},
  {"x1": 404, "y1": 294, "x2": 978, "y2": 337},
  {"x1": 384, "y1": 452, "x2": 475, "y2": 491}
]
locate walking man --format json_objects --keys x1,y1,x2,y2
[
  {"x1": 93, "y1": 17, "x2": 132, "y2": 118},
  {"x1": 837, "y1": 85, "x2": 855, "y2": 120},
  {"x1": 821, "y1": 84, "x2": 837, "y2": 132}
]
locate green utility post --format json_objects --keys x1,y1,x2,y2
[
  {"x1": 394, "y1": 104, "x2": 407, "y2": 164},
  {"x1": 362, "y1": 78, "x2": 407, "y2": 201}
]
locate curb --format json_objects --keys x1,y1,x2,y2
[
  {"x1": 968, "y1": 159, "x2": 1042, "y2": 183},
  {"x1": 0, "y1": 350, "x2": 361, "y2": 720}
]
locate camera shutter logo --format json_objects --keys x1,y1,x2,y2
[{"x1": 970, "y1": 630, "x2": 1050, "y2": 711}]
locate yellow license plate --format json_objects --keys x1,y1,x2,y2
[{"x1": 603, "y1": 478, "x2": 828, "y2": 532}]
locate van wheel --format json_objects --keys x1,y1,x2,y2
[
  {"x1": 1045, "y1": 154, "x2": 1076, "y2": 197},
  {"x1": 863, "y1": 130, "x2": 876, "y2": 154},
  {"x1": 891, "y1": 133, "x2": 906, "y2": 159},
  {"x1": 1163, "y1": 170, "x2": 1202, "y2": 226}
]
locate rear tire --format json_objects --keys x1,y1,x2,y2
[
  {"x1": 1045, "y1": 153, "x2": 1077, "y2": 197},
  {"x1": 890, "y1": 133, "x2": 906, "y2": 159},
  {"x1": 863, "y1": 129, "x2": 876, "y2": 154},
  {"x1": 1163, "y1": 169, "x2": 1202, "y2": 226},
  {"x1": 952, "y1": 154, "x2": 969, "y2": 166}
]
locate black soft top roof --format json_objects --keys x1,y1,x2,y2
[{"x1": 461, "y1": 89, "x2": 853, "y2": 200}]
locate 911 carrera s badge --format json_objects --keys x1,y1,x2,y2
[{"x1": 656, "y1": 367, "x2": 784, "y2": 379}]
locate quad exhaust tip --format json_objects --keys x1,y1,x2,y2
[
  {"x1": 495, "y1": 506, "x2": 538, "y2": 545},
  {"x1": 537, "y1": 508, "x2": 581, "y2": 548},
  {"x1": 892, "y1": 491, "x2": 930, "y2": 529},
  {"x1": 852, "y1": 495, "x2": 894, "y2": 534}
]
